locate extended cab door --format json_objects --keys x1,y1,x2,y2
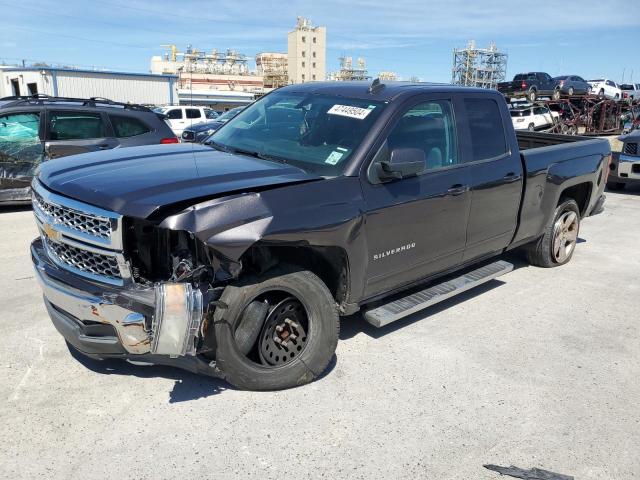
[
  {"x1": 360, "y1": 96, "x2": 472, "y2": 299},
  {"x1": 459, "y1": 95, "x2": 523, "y2": 261},
  {"x1": 44, "y1": 110, "x2": 118, "y2": 159}
]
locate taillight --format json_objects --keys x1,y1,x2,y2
[
  {"x1": 160, "y1": 137, "x2": 179, "y2": 144},
  {"x1": 521, "y1": 80, "x2": 527, "y2": 89}
]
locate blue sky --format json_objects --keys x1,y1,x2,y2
[{"x1": 2, "y1": 0, "x2": 639, "y2": 83}]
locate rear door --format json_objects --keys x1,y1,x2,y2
[
  {"x1": 44, "y1": 110, "x2": 118, "y2": 159},
  {"x1": 361, "y1": 95, "x2": 472, "y2": 298},
  {"x1": 164, "y1": 107, "x2": 185, "y2": 135},
  {"x1": 459, "y1": 95, "x2": 523, "y2": 261}
]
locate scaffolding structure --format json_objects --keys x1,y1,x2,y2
[
  {"x1": 329, "y1": 56, "x2": 370, "y2": 81},
  {"x1": 158, "y1": 44, "x2": 250, "y2": 75},
  {"x1": 451, "y1": 41, "x2": 508, "y2": 89},
  {"x1": 256, "y1": 53, "x2": 288, "y2": 88}
]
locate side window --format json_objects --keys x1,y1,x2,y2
[
  {"x1": 49, "y1": 111, "x2": 106, "y2": 140},
  {"x1": 387, "y1": 100, "x2": 458, "y2": 171},
  {"x1": 109, "y1": 115, "x2": 151, "y2": 138},
  {"x1": 463, "y1": 98, "x2": 508, "y2": 161},
  {"x1": 0, "y1": 112, "x2": 43, "y2": 175},
  {"x1": 186, "y1": 108, "x2": 201, "y2": 119},
  {"x1": 166, "y1": 109, "x2": 183, "y2": 119}
]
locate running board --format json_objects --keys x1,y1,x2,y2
[{"x1": 363, "y1": 260, "x2": 514, "y2": 327}]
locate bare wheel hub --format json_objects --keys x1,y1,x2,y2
[
  {"x1": 259, "y1": 297, "x2": 308, "y2": 366},
  {"x1": 552, "y1": 210, "x2": 578, "y2": 262}
]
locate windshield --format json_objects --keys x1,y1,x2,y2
[
  {"x1": 209, "y1": 91, "x2": 387, "y2": 175},
  {"x1": 217, "y1": 107, "x2": 243, "y2": 123}
]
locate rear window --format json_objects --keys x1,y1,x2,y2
[
  {"x1": 510, "y1": 110, "x2": 526, "y2": 117},
  {"x1": 109, "y1": 115, "x2": 151, "y2": 138},
  {"x1": 514, "y1": 73, "x2": 536, "y2": 81},
  {"x1": 463, "y1": 98, "x2": 508, "y2": 161},
  {"x1": 49, "y1": 111, "x2": 106, "y2": 140}
]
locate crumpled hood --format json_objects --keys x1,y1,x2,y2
[{"x1": 37, "y1": 144, "x2": 321, "y2": 219}]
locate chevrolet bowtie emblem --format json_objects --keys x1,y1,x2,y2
[{"x1": 42, "y1": 222, "x2": 61, "y2": 242}]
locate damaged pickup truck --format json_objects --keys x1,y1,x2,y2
[{"x1": 31, "y1": 81, "x2": 610, "y2": 390}]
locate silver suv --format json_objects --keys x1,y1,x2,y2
[{"x1": 0, "y1": 94, "x2": 178, "y2": 204}]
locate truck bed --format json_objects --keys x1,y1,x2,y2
[
  {"x1": 516, "y1": 131, "x2": 597, "y2": 150},
  {"x1": 512, "y1": 130, "x2": 610, "y2": 246}
]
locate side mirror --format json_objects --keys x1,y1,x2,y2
[{"x1": 377, "y1": 148, "x2": 426, "y2": 181}]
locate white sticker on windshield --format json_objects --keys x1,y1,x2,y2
[
  {"x1": 325, "y1": 150, "x2": 344, "y2": 165},
  {"x1": 327, "y1": 104, "x2": 374, "y2": 120}
]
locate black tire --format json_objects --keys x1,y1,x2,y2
[
  {"x1": 213, "y1": 265, "x2": 339, "y2": 391},
  {"x1": 526, "y1": 199, "x2": 580, "y2": 268},
  {"x1": 552, "y1": 88, "x2": 561, "y2": 100},
  {"x1": 568, "y1": 87, "x2": 574, "y2": 96},
  {"x1": 528, "y1": 123, "x2": 535, "y2": 131},
  {"x1": 528, "y1": 89, "x2": 537, "y2": 102},
  {"x1": 606, "y1": 181, "x2": 626, "y2": 191},
  {"x1": 598, "y1": 89, "x2": 605, "y2": 99}
]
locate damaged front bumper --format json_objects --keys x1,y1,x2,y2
[{"x1": 31, "y1": 238, "x2": 218, "y2": 376}]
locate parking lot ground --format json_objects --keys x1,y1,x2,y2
[{"x1": 1, "y1": 188, "x2": 639, "y2": 480}]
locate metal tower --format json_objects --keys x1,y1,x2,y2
[{"x1": 451, "y1": 41, "x2": 508, "y2": 89}]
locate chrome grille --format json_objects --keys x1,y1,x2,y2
[
  {"x1": 32, "y1": 181, "x2": 128, "y2": 285},
  {"x1": 44, "y1": 237, "x2": 121, "y2": 279},
  {"x1": 33, "y1": 190, "x2": 111, "y2": 239},
  {"x1": 624, "y1": 142, "x2": 638, "y2": 156}
]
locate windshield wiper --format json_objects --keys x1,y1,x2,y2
[{"x1": 228, "y1": 146, "x2": 289, "y2": 165}]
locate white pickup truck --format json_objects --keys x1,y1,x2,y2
[{"x1": 153, "y1": 106, "x2": 216, "y2": 136}]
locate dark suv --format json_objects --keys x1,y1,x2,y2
[{"x1": 0, "y1": 95, "x2": 177, "y2": 204}]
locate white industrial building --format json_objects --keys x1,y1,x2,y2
[{"x1": 0, "y1": 67, "x2": 178, "y2": 105}]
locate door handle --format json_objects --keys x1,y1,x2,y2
[
  {"x1": 447, "y1": 184, "x2": 468, "y2": 196},
  {"x1": 503, "y1": 172, "x2": 521, "y2": 183}
]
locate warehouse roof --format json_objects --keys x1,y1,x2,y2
[{"x1": 0, "y1": 66, "x2": 177, "y2": 79}]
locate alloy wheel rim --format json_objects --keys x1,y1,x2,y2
[{"x1": 552, "y1": 211, "x2": 578, "y2": 262}]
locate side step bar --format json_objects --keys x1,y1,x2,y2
[{"x1": 363, "y1": 260, "x2": 514, "y2": 327}]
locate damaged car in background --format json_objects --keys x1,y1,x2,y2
[
  {"x1": 31, "y1": 81, "x2": 609, "y2": 390},
  {"x1": 0, "y1": 95, "x2": 177, "y2": 204}
]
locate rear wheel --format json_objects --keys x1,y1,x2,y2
[
  {"x1": 528, "y1": 123, "x2": 535, "y2": 131},
  {"x1": 528, "y1": 89, "x2": 537, "y2": 102},
  {"x1": 526, "y1": 199, "x2": 580, "y2": 268},
  {"x1": 552, "y1": 88, "x2": 561, "y2": 100},
  {"x1": 598, "y1": 89, "x2": 605, "y2": 99},
  {"x1": 213, "y1": 266, "x2": 339, "y2": 391},
  {"x1": 568, "y1": 87, "x2": 574, "y2": 96}
]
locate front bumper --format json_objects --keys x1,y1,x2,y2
[
  {"x1": 609, "y1": 154, "x2": 640, "y2": 184},
  {"x1": 31, "y1": 238, "x2": 217, "y2": 376}
]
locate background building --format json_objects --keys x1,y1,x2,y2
[
  {"x1": 0, "y1": 66, "x2": 177, "y2": 105},
  {"x1": 329, "y1": 56, "x2": 370, "y2": 81},
  {"x1": 287, "y1": 17, "x2": 326, "y2": 83},
  {"x1": 256, "y1": 52, "x2": 288, "y2": 88}
]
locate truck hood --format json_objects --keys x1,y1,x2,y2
[{"x1": 38, "y1": 144, "x2": 321, "y2": 219}]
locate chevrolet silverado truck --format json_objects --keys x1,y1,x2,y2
[{"x1": 31, "y1": 81, "x2": 609, "y2": 391}]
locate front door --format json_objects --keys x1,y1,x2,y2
[
  {"x1": 45, "y1": 110, "x2": 118, "y2": 159},
  {"x1": 361, "y1": 97, "x2": 472, "y2": 299}
]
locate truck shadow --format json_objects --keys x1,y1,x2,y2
[
  {"x1": 67, "y1": 343, "x2": 338, "y2": 401},
  {"x1": 340, "y1": 251, "x2": 530, "y2": 340},
  {"x1": 0, "y1": 204, "x2": 32, "y2": 213},
  {"x1": 66, "y1": 343, "x2": 232, "y2": 402},
  {"x1": 606, "y1": 184, "x2": 640, "y2": 196}
]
